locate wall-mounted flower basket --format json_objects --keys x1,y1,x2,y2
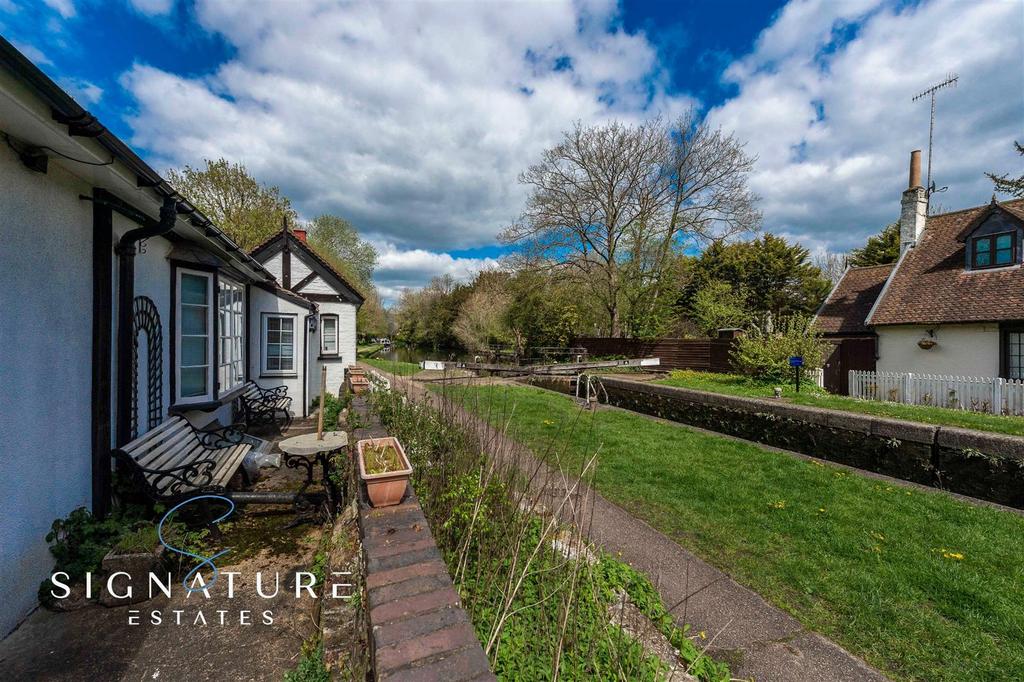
[
  {"x1": 917, "y1": 337, "x2": 937, "y2": 350},
  {"x1": 357, "y1": 436, "x2": 413, "y2": 507}
]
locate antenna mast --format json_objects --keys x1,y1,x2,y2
[{"x1": 912, "y1": 73, "x2": 958, "y2": 207}]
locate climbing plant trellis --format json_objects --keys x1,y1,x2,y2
[{"x1": 130, "y1": 295, "x2": 163, "y2": 439}]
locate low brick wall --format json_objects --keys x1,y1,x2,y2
[
  {"x1": 351, "y1": 397, "x2": 495, "y2": 681},
  {"x1": 531, "y1": 376, "x2": 1024, "y2": 509}
]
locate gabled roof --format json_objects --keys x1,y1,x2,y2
[
  {"x1": 250, "y1": 229, "x2": 365, "y2": 305},
  {"x1": 955, "y1": 197, "x2": 1024, "y2": 242},
  {"x1": 815, "y1": 264, "x2": 895, "y2": 335},
  {"x1": 869, "y1": 198, "x2": 1024, "y2": 326}
]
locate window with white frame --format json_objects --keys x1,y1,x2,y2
[
  {"x1": 321, "y1": 314, "x2": 338, "y2": 355},
  {"x1": 218, "y1": 278, "x2": 245, "y2": 393},
  {"x1": 262, "y1": 314, "x2": 297, "y2": 375},
  {"x1": 176, "y1": 269, "x2": 214, "y2": 404}
]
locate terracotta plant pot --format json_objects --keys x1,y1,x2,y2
[
  {"x1": 350, "y1": 376, "x2": 371, "y2": 395},
  {"x1": 348, "y1": 366, "x2": 366, "y2": 376},
  {"x1": 357, "y1": 436, "x2": 413, "y2": 507}
]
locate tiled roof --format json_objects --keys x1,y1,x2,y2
[
  {"x1": 815, "y1": 264, "x2": 894, "y2": 334},
  {"x1": 869, "y1": 198, "x2": 1024, "y2": 326}
]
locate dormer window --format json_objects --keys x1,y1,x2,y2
[{"x1": 972, "y1": 231, "x2": 1015, "y2": 269}]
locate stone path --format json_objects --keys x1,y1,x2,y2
[{"x1": 369, "y1": 365, "x2": 890, "y2": 682}]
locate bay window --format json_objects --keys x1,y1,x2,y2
[
  {"x1": 176, "y1": 269, "x2": 214, "y2": 404},
  {"x1": 321, "y1": 314, "x2": 338, "y2": 356},
  {"x1": 262, "y1": 313, "x2": 297, "y2": 376},
  {"x1": 218, "y1": 278, "x2": 245, "y2": 393}
]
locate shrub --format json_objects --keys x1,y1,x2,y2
[{"x1": 732, "y1": 315, "x2": 827, "y2": 383}]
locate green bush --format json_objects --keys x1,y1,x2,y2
[{"x1": 731, "y1": 315, "x2": 826, "y2": 383}]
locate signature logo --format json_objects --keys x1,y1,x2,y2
[{"x1": 158, "y1": 494, "x2": 234, "y2": 593}]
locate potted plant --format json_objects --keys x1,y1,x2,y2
[
  {"x1": 357, "y1": 436, "x2": 413, "y2": 507},
  {"x1": 349, "y1": 375, "x2": 371, "y2": 395},
  {"x1": 99, "y1": 526, "x2": 163, "y2": 606}
]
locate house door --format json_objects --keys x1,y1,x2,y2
[{"x1": 823, "y1": 338, "x2": 876, "y2": 395}]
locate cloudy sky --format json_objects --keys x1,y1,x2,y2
[{"x1": 4, "y1": 0, "x2": 1021, "y2": 301}]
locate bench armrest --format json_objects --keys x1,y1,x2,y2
[
  {"x1": 112, "y1": 451, "x2": 219, "y2": 496},
  {"x1": 196, "y1": 422, "x2": 247, "y2": 449}
]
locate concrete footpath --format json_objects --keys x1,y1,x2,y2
[{"x1": 370, "y1": 366, "x2": 889, "y2": 682}]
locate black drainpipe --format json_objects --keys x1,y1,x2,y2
[
  {"x1": 90, "y1": 194, "x2": 113, "y2": 519},
  {"x1": 114, "y1": 195, "x2": 178, "y2": 448}
]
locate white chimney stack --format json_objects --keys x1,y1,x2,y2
[{"x1": 899, "y1": 150, "x2": 927, "y2": 254}]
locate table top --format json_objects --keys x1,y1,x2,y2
[{"x1": 278, "y1": 430, "x2": 348, "y2": 456}]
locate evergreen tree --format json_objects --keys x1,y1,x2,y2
[{"x1": 848, "y1": 222, "x2": 900, "y2": 267}]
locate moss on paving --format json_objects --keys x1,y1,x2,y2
[
  {"x1": 441, "y1": 381, "x2": 1024, "y2": 682},
  {"x1": 654, "y1": 370, "x2": 1024, "y2": 437}
]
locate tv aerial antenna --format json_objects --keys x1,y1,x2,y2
[{"x1": 912, "y1": 73, "x2": 958, "y2": 205}]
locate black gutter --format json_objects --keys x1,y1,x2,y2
[
  {"x1": 113, "y1": 194, "x2": 178, "y2": 448},
  {"x1": 90, "y1": 193, "x2": 113, "y2": 518}
]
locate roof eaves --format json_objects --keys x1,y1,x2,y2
[{"x1": 865, "y1": 248, "x2": 909, "y2": 326}]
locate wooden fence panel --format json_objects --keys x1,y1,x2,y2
[{"x1": 574, "y1": 337, "x2": 735, "y2": 372}]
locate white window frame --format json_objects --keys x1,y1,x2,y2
[
  {"x1": 262, "y1": 313, "x2": 298, "y2": 377},
  {"x1": 321, "y1": 314, "x2": 339, "y2": 356},
  {"x1": 217, "y1": 277, "x2": 246, "y2": 394},
  {"x1": 175, "y1": 268, "x2": 215, "y2": 405}
]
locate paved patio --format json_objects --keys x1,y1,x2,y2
[{"x1": 0, "y1": 420, "x2": 335, "y2": 681}]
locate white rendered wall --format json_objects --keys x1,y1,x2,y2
[
  {"x1": 876, "y1": 324, "x2": 1001, "y2": 377},
  {"x1": 0, "y1": 145, "x2": 95, "y2": 636},
  {"x1": 263, "y1": 252, "x2": 283, "y2": 281},
  {"x1": 249, "y1": 287, "x2": 311, "y2": 415},
  {"x1": 314, "y1": 301, "x2": 358, "y2": 395}
]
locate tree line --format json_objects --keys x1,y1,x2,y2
[{"x1": 165, "y1": 158, "x2": 390, "y2": 338}]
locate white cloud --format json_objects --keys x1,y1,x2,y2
[
  {"x1": 9, "y1": 40, "x2": 50, "y2": 66},
  {"x1": 42, "y1": 0, "x2": 74, "y2": 19},
  {"x1": 120, "y1": 0, "x2": 693, "y2": 253},
  {"x1": 61, "y1": 76, "x2": 102, "y2": 104},
  {"x1": 128, "y1": 0, "x2": 173, "y2": 16},
  {"x1": 708, "y1": 0, "x2": 1024, "y2": 252},
  {"x1": 372, "y1": 242, "x2": 499, "y2": 304}
]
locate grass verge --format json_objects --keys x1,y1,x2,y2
[
  {"x1": 654, "y1": 370, "x2": 1024, "y2": 436},
  {"x1": 368, "y1": 384, "x2": 731, "y2": 680},
  {"x1": 441, "y1": 381, "x2": 1024, "y2": 682}
]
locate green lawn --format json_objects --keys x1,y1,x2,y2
[
  {"x1": 439, "y1": 382, "x2": 1024, "y2": 682},
  {"x1": 654, "y1": 370, "x2": 1024, "y2": 436},
  {"x1": 356, "y1": 342, "x2": 383, "y2": 357},
  {"x1": 362, "y1": 357, "x2": 420, "y2": 375}
]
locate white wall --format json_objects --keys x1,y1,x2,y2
[
  {"x1": 316, "y1": 301, "x2": 358, "y2": 395},
  {"x1": 877, "y1": 323, "x2": 1001, "y2": 376},
  {"x1": 249, "y1": 287, "x2": 312, "y2": 415},
  {"x1": 0, "y1": 144, "x2": 95, "y2": 636}
]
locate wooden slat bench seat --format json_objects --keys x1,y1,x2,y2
[
  {"x1": 113, "y1": 416, "x2": 252, "y2": 502},
  {"x1": 239, "y1": 380, "x2": 293, "y2": 429}
]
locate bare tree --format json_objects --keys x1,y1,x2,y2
[
  {"x1": 501, "y1": 113, "x2": 760, "y2": 337},
  {"x1": 813, "y1": 251, "x2": 848, "y2": 286}
]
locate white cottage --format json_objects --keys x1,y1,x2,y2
[
  {"x1": 250, "y1": 226, "x2": 363, "y2": 395},
  {"x1": 816, "y1": 149, "x2": 1024, "y2": 391},
  {"x1": 0, "y1": 39, "x2": 358, "y2": 635}
]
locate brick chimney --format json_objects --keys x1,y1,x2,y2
[
  {"x1": 899, "y1": 150, "x2": 927, "y2": 254},
  {"x1": 292, "y1": 228, "x2": 307, "y2": 243}
]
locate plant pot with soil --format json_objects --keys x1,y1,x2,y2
[
  {"x1": 357, "y1": 436, "x2": 413, "y2": 507},
  {"x1": 349, "y1": 376, "x2": 371, "y2": 395},
  {"x1": 99, "y1": 526, "x2": 164, "y2": 607}
]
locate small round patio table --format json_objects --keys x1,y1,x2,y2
[{"x1": 279, "y1": 430, "x2": 348, "y2": 513}]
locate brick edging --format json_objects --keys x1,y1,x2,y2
[{"x1": 351, "y1": 396, "x2": 495, "y2": 681}]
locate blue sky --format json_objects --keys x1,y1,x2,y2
[{"x1": 3, "y1": 0, "x2": 1021, "y2": 301}]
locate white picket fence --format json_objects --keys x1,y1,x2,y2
[
  {"x1": 807, "y1": 367, "x2": 825, "y2": 389},
  {"x1": 849, "y1": 370, "x2": 1024, "y2": 415}
]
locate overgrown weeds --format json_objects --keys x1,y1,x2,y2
[{"x1": 368, "y1": 379, "x2": 730, "y2": 680}]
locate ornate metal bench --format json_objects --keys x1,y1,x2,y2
[
  {"x1": 239, "y1": 380, "x2": 293, "y2": 429},
  {"x1": 113, "y1": 416, "x2": 252, "y2": 502}
]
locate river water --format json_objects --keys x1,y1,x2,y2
[{"x1": 374, "y1": 346, "x2": 471, "y2": 364}]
